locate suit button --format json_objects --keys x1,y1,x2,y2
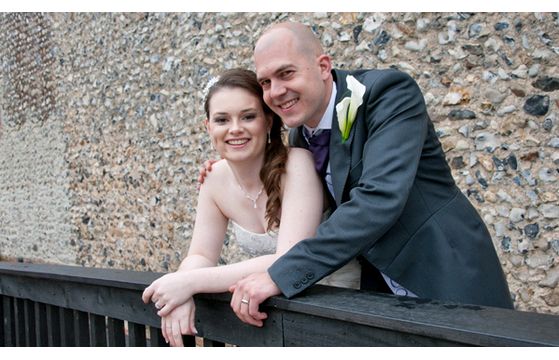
[
  {"x1": 301, "y1": 277, "x2": 309, "y2": 284},
  {"x1": 293, "y1": 282, "x2": 301, "y2": 289},
  {"x1": 306, "y1": 272, "x2": 315, "y2": 280}
]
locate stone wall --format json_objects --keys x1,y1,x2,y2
[{"x1": 0, "y1": 12, "x2": 557, "y2": 313}]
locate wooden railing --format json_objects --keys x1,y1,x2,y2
[{"x1": 1, "y1": 261, "x2": 558, "y2": 347}]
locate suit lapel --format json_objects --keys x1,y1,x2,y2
[{"x1": 330, "y1": 70, "x2": 355, "y2": 206}]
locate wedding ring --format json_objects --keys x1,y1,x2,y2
[
  {"x1": 241, "y1": 298, "x2": 249, "y2": 305},
  {"x1": 155, "y1": 303, "x2": 162, "y2": 309}
]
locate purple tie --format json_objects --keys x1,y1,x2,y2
[{"x1": 305, "y1": 129, "x2": 331, "y2": 177}]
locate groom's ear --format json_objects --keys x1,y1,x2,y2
[{"x1": 317, "y1": 54, "x2": 332, "y2": 79}]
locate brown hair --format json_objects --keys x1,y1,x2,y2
[{"x1": 204, "y1": 68, "x2": 287, "y2": 231}]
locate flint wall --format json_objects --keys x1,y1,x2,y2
[{"x1": 0, "y1": 12, "x2": 557, "y2": 313}]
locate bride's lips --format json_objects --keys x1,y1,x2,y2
[{"x1": 226, "y1": 138, "x2": 250, "y2": 147}]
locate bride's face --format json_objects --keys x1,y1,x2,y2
[{"x1": 205, "y1": 87, "x2": 271, "y2": 163}]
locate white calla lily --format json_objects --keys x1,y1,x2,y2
[
  {"x1": 346, "y1": 75, "x2": 366, "y2": 122},
  {"x1": 336, "y1": 75, "x2": 366, "y2": 142},
  {"x1": 336, "y1": 97, "x2": 351, "y2": 140}
]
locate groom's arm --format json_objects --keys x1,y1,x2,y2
[{"x1": 269, "y1": 70, "x2": 429, "y2": 298}]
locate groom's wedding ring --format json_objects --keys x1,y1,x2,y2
[
  {"x1": 241, "y1": 298, "x2": 249, "y2": 305},
  {"x1": 155, "y1": 303, "x2": 162, "y2": 309}
]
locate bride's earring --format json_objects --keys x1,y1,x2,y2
[
  {"x1": 267, "y1": 131, "x2": 271, "y2": 144},
  {"x1": 210, "y1": 140, "x2": 215, "y2": 151}
]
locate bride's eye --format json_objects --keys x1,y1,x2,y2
[
  {"x1": 243, "y1": 113, "x2": 256, "y2": 121},
  {"x1": 212, "y1": 117, "x2": 228, "y2": 124}
]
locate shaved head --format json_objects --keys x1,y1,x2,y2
[
  {"x1": 255, "y1": 22, "x2": 324, "y2": 61},
  {"x1": 252, "y1": 21, "x2": 333, "y2": 129}
]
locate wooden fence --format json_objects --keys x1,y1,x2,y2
[{"x1": 1, "y1": 261, "x2": 558, "y2": 346}]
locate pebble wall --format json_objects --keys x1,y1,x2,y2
[{"x1": 0, "y1": 12, "x2": 557, "y2": 313}]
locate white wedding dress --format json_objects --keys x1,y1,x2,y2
[{"x1": 231, "y1": 221, "x2": 361, "y2": 290}]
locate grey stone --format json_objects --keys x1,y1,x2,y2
[{"x1": 540, "y1": 204, "x2": 559, "y2": 219}]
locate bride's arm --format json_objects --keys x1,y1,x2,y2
[
  {"x1": 145, "y1": 149, "x2": 323, "y2": 313},
  {"x1": 173, "y1": 148, "x2": 324, "y2": 295},
  {"x1": 141, "y1": 167, "x2": 229, "y2": 308}
]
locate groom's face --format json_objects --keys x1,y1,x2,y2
[{"x1": 254, "y1": 30, "x2": 331, "y2": 129}]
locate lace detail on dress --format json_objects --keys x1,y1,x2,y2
[
  {"x1": 231, "y1": 221, "x2": 276, "y2": 257},
  {"x1": 231, "y1": 220, "x2": 361, "y2": 290}
]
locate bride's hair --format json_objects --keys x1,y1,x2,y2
[{"x1": 204, "y1": 68, "x2": 287, "y2": 231}]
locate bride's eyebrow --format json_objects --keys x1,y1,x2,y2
[{"x1": 239, "y1": 108, "x2": 259, "y2": 115}]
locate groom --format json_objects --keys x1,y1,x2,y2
[{"x1": 229, "y1": 22, "x2": 513, "y2": 327}]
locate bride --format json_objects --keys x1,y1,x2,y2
[{"x1": 142, "y1": 68, "x2": 360, "y2": 346}]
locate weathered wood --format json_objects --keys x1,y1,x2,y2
[
  {"x1": 107, "y1": 318, "x2": 125, "y2": 346},
  {"x1": 14, "y1": 298, "x2": 25, "y2": 346},
  {"x1": 194, "y1": 295, "x2": 283, "y2": 346},
  {"x1": 282, "y1": 311, "x2": 460, "y2": 346},
  {"x1": 45, "y1": 305, "x2": 61, "y2": 346},
  {"x1": 60, "y1": 308, "x2": 75, "y2": 346},
  {"x1": 128, "y1": 321, "x2": 147, "y2": 347},
  {"x1": 0, "y1": 296, "x2": 4, "y2": 346},
  {"x1": 75, "y1": 310, "x2": 90, "y2": 346},
  {"x1": 2, "y1": 261, "x2": 559, "y2": 347},
  {"x1": 90, "y1": 314, "x2": 107, "y2": 346},
  {"x1": 3, "y1": 297, "x2": 15, "y2": 346},
  {"x1": 265, "y1": 286, "x2": 559, "y2": 346},
  {"x1": 147, "y1": 326, "x2": 167, "y2": 347},
  {"x1": 34, "y1": 302, "x2": 49, "y2": 346},
  {"x1": 0, "y1": 273, "x2": 160, "y2": 327},
  {"x1": 23, "y1": 299, "x2": 36, "y2": 346}
]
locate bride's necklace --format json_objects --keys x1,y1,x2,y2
[
  {"x1": 238, "y1": 184, "x2": 264, "y2": 209},
  {"x1": 232, "y1": 172, "x2": 264, "y2": 209}
]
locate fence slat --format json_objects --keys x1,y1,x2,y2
[
  {"x1": 147, "y1": 327, "x2": 167, "y2": 347},
  {"x1": 128, "y1": 322, "x2": 147, "y2": 347},
  {"x1": 24, "y1": 299, "x2": 37, "y2": 346},
  {"x1": 107, "y1": 318, "x2": 125, "y2": 346},
  {"x1": 35, "y1": 302, "x2": 48, "y2": 346},
  {"x1": 90, "y1": 314, "x2": 107, "y2": 346},
  {"x1": 46, "y1": 305, "x2": 61, "y2": 346},
  {"x1": 3, "y1": 297, "x2": 15, "y2": 346},
  {"x1": 14, "y1": 299, "x2": 25, "y2": 346},
  {"x1": 0, "y1": 295, "x2": 4, "y2": 346},
  {"x1": 75, "y1": 310, "x2": 90, "y2": 346},
  {"x1": 60, "y1": 308, "x2": 75, "y2": 346}
]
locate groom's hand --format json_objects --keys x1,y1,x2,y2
[
  {"x1": 229, "y1": 272, "x2": 281, "y2": 327},
  {"x1": 197, "y1": 159, "x2": 219, "y2": 187}
]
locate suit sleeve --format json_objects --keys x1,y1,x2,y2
[{"x1": 269, "y1": 70, "x2": 429, "y2": 298}]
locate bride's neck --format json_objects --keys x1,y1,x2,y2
[{"x1": 226, "y1": 158, "x2": 264, "y2": 190}]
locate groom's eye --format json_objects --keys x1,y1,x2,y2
[
  {"x1": 280, "y1": 70, "x2": 294, "y2": 79},
  {"x1": 260, "y1": 80, "x2": 270, "y2": 89}
]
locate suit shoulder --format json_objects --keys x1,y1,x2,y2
[{"x1": 358, "y1": 68, "x2": 417, "y2": 87}]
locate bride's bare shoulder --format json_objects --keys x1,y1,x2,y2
[{"x1": 201, "y1": 159, "x2": 229, "y2": 188}]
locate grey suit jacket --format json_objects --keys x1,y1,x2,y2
[{"x1": 269, "y1": 68, "x2": 513, "y2": 309}]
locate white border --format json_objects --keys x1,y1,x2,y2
[{"x1": 2, "y1": 0, "x2": 558, "y2": 12}]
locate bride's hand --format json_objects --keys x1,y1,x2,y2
[
  {"x1": 161, "y1": 299, "x2": 197, "y2": 347},
  {"x1": 142, "y1": 271, "x2": 193, "y2": 316}
]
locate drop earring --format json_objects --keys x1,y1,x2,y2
[{"x1": 267, "y1": 131, "x2": 271, "y2": 144}]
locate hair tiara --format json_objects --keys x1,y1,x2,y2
[{"x1": 202, "y1": 76, "x2": 220, "y2": 99}]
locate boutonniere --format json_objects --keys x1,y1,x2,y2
[{"x1": 335, "y1": 75, "x2": 366, "y2": 143}]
